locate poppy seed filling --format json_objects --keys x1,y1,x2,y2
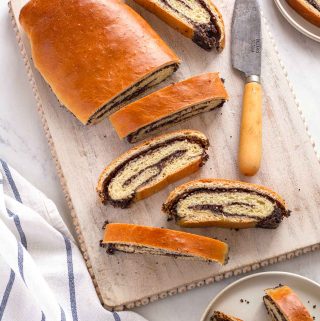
[
  {"x1": 158, "y1": 0, "x2": 222, "y2": 50},
  {"x1": 165, "y1": 187, "x2": 290, "y2": 229},
  {"x1": 101, "y1": 135, "x2": 209, "y2": 208},
  {"x1": 210, "y1": 314, "x2": 233, "y2": 321},
  {"x1": 263, "y1": 295, "x2": 287, "y2": 321},
  {"x1": 306, "y1": 0, "x2": 320, "y2": 11},
  {"x1": 88, "y1": 63, "x2": 179, "y2": 123},
  {"x1": 101, "y1": 242, "x2": 198, "y2": 259},
  {"x1": 127, "y1": 100, "x2": 225, "y2": 143}
]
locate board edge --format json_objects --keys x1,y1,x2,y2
[{"x1": 8, "y1": 1, "x2": 320, "y2": 310}]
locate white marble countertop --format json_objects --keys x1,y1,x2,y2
[{"x1": 1, "y1": 1, "x2": 320, "y2": 320}]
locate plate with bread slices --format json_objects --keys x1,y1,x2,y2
[
  {"x1": 274, "y1": 0, "x2": 320, "y2": 42},
  {"x1": 201, "y1": 271, "x2": 320, "y2": 321}
]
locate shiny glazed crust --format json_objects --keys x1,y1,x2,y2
[
  {"x1": 109, "y1": 72, "x2": 228, "y2": 139},
  {"x1": 286, "y1": 0, "x2": 320, "y2": 27},
  {"x1": 102, "y1": 223, "x2": 229, "y2": 264},
  {"x1": 19, "y1": 0, "x2": 180, "y2": 124},
  {"x1": 265, "y1": 286, "x2": 313, "y2": 321},
  {"x1": 133, "y1": 0, "x2": 225, "y2": 51},
  {"x1": 96, "y1": 130, "x2": 209, "y2": 204}
]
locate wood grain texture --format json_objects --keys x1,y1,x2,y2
[{"x1": 9, "y1": 0, "x2": 320, "y2": 311}]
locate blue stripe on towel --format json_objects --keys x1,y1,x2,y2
[
  {"x1": 63, "y1": 235, "x2": 78, "y2": 321},
  {"x1": 41, "y1": 311, "x2": 46, "y2": 321},
  {"x1": 113, "y1": 312, "x2": 121, "y2": 321},
  {"x1": 7, "y1": 209, "x2": 27, "y2": 249},
  {"x1": 0, "y1": 160, "x2": 22, "y2": 203},
  {"x1": 0, "y1": 270, "x2": 15, "y2": 320},
  {"x1": 17, "y1": 243, "x2": 25, "y2": 282},
  {"x1": 5, "y1": 209, "x2": 27, "y2": 284},
  {"x1": 60, "y1": 306, "x2": 66, "y2": 321}
]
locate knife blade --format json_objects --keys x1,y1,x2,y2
[
  {"x1": 232, "y1": 0, "x2": 261, "y2": 77},
  {"x1": 232, "y1": 0, "x2": 263, "y2": 176}
]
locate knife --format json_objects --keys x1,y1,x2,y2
[{"x1": 231, "y1": 0, "x2": 262, "y2": 176}]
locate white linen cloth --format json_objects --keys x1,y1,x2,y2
[{"x1": 0, "y1": 159, "x2": 147, "y2": 321}]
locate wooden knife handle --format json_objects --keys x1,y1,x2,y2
[{"x1": 238, "y1": 81, "x2": 262, "y2": 176}]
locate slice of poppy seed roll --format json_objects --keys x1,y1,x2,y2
[
  {"x1": 286, "y1": 0, "x2": 320, "y2": 27},
  {"x1": 97, "y1": 130, "x2": 209, "y2": 208},
  {"x1": 109, "y1": 72, "x2": 228, "y2": 143},
  {"x1": 263, "y1": 285, "x2": 313, "y2": 321},
  {"x1": 133, "y1": 0, "x2": 225, "y2": 51},
  {"x1": 101, "y1": 223, "x2": 229, "y2": 264},
  {"x1": 162, "y1": 179, "x2": 290, "y2": 229},
  {"x1": 210, "y1": 311, "x2": 243, "y2": 321}
]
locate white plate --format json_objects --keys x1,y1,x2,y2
[
  {"x1": 273, "y1": 0, "x2": 320, "y2": 42},
  {"x1": 201, "y1": 272, "x2": 320, "y2": 321}
]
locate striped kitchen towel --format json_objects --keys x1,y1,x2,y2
[{"x1": 0, "y1": 160, "x2": 147, "y2": 321}]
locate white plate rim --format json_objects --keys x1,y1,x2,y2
[
  {"x1": 273, "y1": 0, "x2": 320, "y2": 42},
  {"x1": 200, "y1": 271, "x2": 320, "y2": 321}
]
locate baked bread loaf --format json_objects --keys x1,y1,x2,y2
[
  {"x1": 286, "y1": 0, "x2": 320, "y2": 27},
  {"x1": 210, "y1": 311, "x2": 243, "y2": 321},
  {"x1": 263, "y1": 285, "x2": 313, "y2": 321},
  {"x1": 19, "y1": 0, "x2": 180, "y2": 124},
  {"x1": 133, "y1": 0, "x2": 225, "y2": 51},
  {"x1": 97, "y1": 130, "x2": 209, "y2": 208},
  {"x1": 109, "y1": 73, "x2": 228, "y2": 143},
  {"x1": 163, "y1": 179, "x2": 290, "y2": 229},
  {"x1": 101, "y1": 223, "x2": 229, "y2": 264}
]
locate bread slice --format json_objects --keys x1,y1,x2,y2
[
  {"x1": 163, "y1": 179, "x2": 290, "y2": 229},
  {"x1": 211, "y1": 311, "x2": 243, "y2": 321},
  {"x1": 101, "y1": 223, "x2": 229, "y2": 264},
  {"x1": 263, "y1": 285, "x2": 313, "y2": 321},
  {"x1": 19, "y1": 0, "x2": 180, "y2": 125},
  {"x1": 133, "y1": 0, "x2": 225, "y2": 51},
  {"x1": 109, "y1": 73, "x2": 228, "y2": 143},
  {"x1": 97, "y1": 130, "x2": 209, "y2": 208},
  {"x1": 286, "y1": 0, "x2": 320, "y2": 27}
]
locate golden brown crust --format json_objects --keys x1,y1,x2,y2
[
  {"x1": 109, "y1": 72, "x2": 228, "y2": 139},
  {"x1": 205, "y1": 0, "x2": 226, "y2": 51},
  {"x1": 102, "y1": 223, "x2": 229, "y2": 264},
  {"x1": 133, "y1": 0, "x2": 225, "y2": 51},
  {"x1": 19, "y1": 0, "x2": 180, "y2": 124},
  {"x1": 164, "y1": 178, "x2": 287, "y2": 209},
  {"x1": 211, "y1": 311, "x2": 243, "y2": 321},
  {"x1": 96, "y1": 129, "x2": 209, "y2": 204},
  {"x1": 265, "y1": 286, "x2": 313, "y2": 321},
  {"x1": 286, "y1": 0, "x2": 320, "y2": 27}
]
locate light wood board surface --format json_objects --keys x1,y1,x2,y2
[{"x1": 9, "y1": 0, "x2": 320, "y2": 310}]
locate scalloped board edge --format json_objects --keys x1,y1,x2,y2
[{"x1": 9, "y1": 0, "x2": 320, "y2": 311}]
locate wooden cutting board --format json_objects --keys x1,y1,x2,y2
[{"x1": 10, "y1": 0, "x2": 320, "y2": 310}]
